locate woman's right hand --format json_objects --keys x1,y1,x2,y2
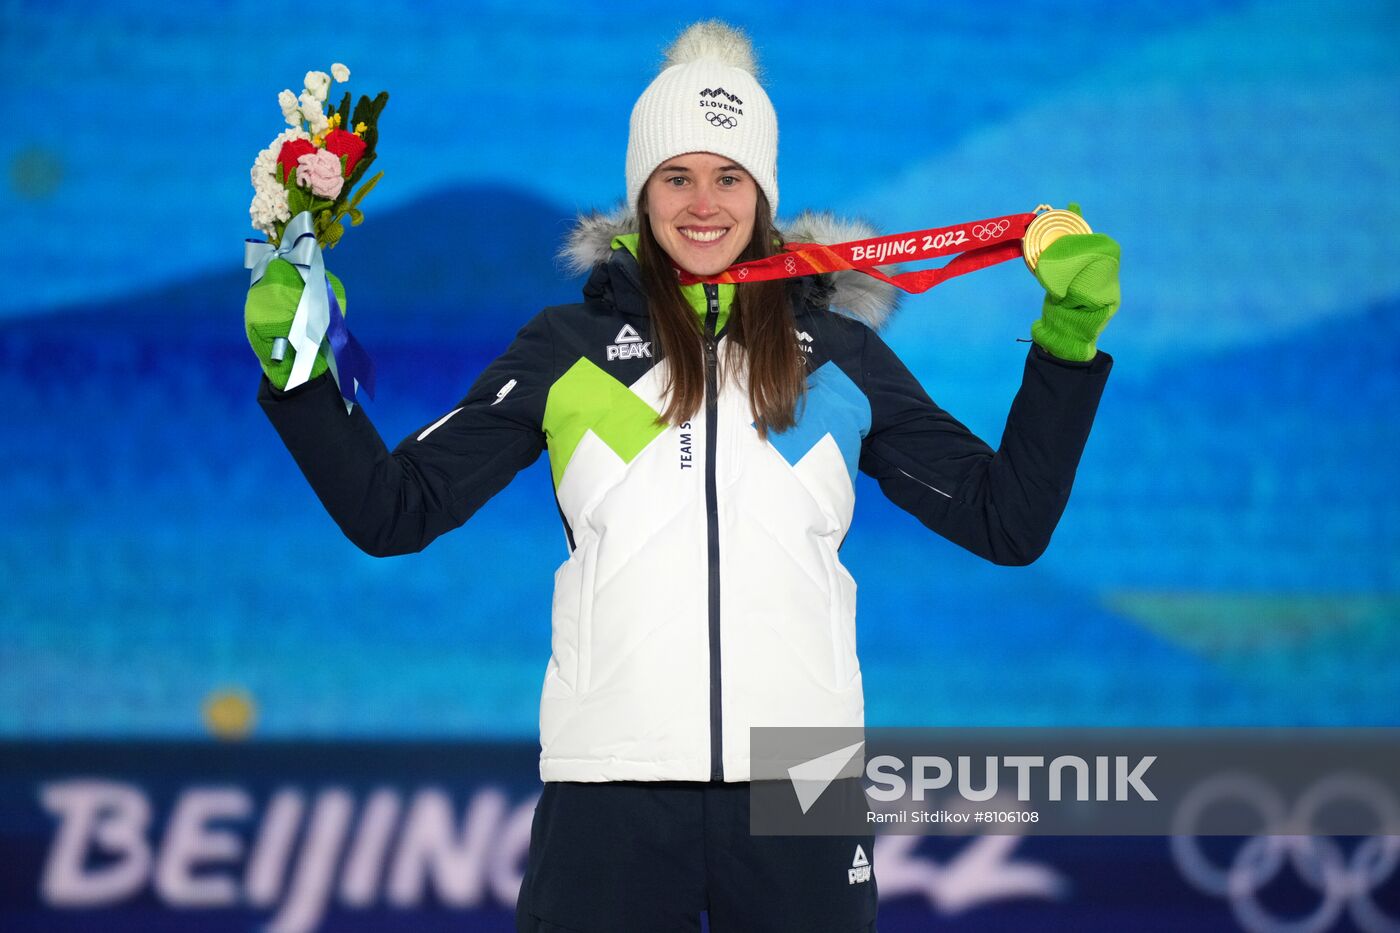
[{"x1": 244, "y1": 258, "x2": 347, "y2": 389}]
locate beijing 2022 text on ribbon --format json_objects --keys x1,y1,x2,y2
[{"x1": 677, "y1": 205, "x2": 1090, "y2": 292}]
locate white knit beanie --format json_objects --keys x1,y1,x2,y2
[{"x1": 626, "y1": 21, "x2": 779, "y2": 219}]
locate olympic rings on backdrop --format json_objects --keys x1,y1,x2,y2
[{"x1": 1170, "y1": 773, "x2": 1400, "y2": 933}]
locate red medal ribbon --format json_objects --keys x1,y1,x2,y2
[{"x1": 676, "y1": 211, "x2": 1037, "y2": 294}]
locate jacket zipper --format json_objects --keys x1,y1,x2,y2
[{"x1": 703, "y1": 284, "x2": 724, "y2": 782}]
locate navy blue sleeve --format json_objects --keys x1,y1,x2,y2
[
  {"x1": 857, "y1": 328, "x2": 1111, "y2": 565},
  {"x1": 257, "y1": 310, "x2": 553, "y2": 557}
]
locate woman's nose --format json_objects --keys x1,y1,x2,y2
[{"x1": 689, "y1": 185, "x2": 719, "y2": 217}]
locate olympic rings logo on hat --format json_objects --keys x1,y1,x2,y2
[
  {"x1": 972, "y1": 220, "x2": 1010, "y2": 240},
  {"x1": 1170, "y1": 773, "x2": 1400, "y2": 932},
  {"x1": 705, "y1": 112, "x2": 738, "y2": 130}
]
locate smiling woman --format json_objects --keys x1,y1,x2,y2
[
  {"x1": 644, "y1": 154, "x2": 757, "y2": 275},
  {"x1": 249, "y1": 17, "x2": 1117, "y2": 933}
]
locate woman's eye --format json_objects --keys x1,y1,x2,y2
[
  {"x1": 719, "y1": 175, "x2": 739, "y2": 186},
  {"x1": 665, "y1": 176, "x2": 687, "y2": 187}
]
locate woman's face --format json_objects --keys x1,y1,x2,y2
[{"x1": 644, "y1": 152, "x2": 757, "y2": 276}]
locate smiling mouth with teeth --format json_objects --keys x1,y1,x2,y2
[{"x1": 680, "y1": 227, "x2": 729, "y2": 243}]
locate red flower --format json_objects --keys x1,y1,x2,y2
[
  {"x1": 276, "y1": 138, "x2": 317, "y2": 183},
  {"x1": 323, "y1": 129, "x2": 367, "y2": 177}
]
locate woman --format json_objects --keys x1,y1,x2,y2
[{"x1": 249, "y1": 20, "x2": 1119, "y2": 933}]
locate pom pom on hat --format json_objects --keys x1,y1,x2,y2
[
  {"x1": 626, "y1": 20, "x2": 779, "y2": 218},
  {"x1": 662, "y1": 20, "x2": 760, "y2": 75}
]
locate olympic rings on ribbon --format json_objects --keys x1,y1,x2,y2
[
  {"x1": 705, "y1": 112, "x2": 738, "y2": 129},
  {"x1": 972, "y1": 220, "x2": 1010, "y2": 240},
  {"x1": 1170, "y1": 773, "x2": 1400, "y2": 933}
]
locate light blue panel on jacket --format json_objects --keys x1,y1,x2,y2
[{"x1": 766, "y1": 361, "x2": 871, "y2": 482}]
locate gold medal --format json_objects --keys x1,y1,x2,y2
[{"x1": 1023, "y1": 204, "x2": 1092, "y2": 272}]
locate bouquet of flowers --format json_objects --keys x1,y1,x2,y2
[
  {"x1": 244, "y1": 63, "x2": 387, "y2": 407},
  {"x1": 249, "y1": 63, "x2": 388, "y2": 248}
]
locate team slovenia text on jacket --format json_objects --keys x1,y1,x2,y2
[{"x1": 258, "y1": 212, "x2": 1112, "y2": 783}]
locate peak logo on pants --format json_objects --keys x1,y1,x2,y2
[{"x1": 848, "y1": 844, "x2": 871, "y2": 884}]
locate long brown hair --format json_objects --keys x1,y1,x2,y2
[{"x1": 636, "y1": 188, "x2": 805, "y2": 438}]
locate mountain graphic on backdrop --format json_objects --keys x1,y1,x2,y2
[{"x1": 1, "y1": 184, "x2": 590, "y2": 346}]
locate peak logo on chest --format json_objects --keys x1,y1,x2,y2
[{"x1": 607, "y1": 324, "x2": 653, "y2": 362}]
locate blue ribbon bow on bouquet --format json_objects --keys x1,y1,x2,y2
[{"x1": 244, "y1": 211, "x2": 376, "y2": 411}]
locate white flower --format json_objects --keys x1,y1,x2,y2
[
  {"x1": 278, "y1": 89, "x2": 300, "y2": 127},
  {"x1": 248, "y1": 127, "x2": 310, "y2": 236},
  {"x1": 249, "y1": 187, "x2": 292, "y2": 237},
  {"x1": 299, "y1": 91, "x2": 329, "y2": 134},
  {"x1": 331, "y1": 63, "x2": 350, "y2": 83},
  {"x1": 249, "y1": 185, "x2": 290, "y2": 236},
  {"x1": 304, "y1": 70, "x2": 331, "y2": 102}
]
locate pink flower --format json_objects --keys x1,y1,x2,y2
[{"x1": 296, "y1": 149, "x2": 345, "y2": 198}]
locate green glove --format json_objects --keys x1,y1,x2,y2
[
  {"x1": 1029, "y1": 203, "x2": 1121, "y2": 362},
  {"x1": 244, "y1": 259, "x2": 347, "y2": 390}
]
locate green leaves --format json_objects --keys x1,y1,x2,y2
[
  {"x1": 348, "y1": 171, "x2": 381, "y2": 209},
  {"x1": 319, "y1": 170, "x2": 380, "y2": 246},
  {"x1": 322, "y1": 218, "x2": 345, "y2": 248},
  {"x1": 286, "y1": 184, "x2": 309, "y2": 217}
]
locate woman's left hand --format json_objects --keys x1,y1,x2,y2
[{"x1": 1030, "y1": 203, "x2": 1121, "y2": 362}]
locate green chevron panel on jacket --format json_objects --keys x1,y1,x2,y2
[{"x1": 544, "y1": 356, "x2": 668, "y2": 489}]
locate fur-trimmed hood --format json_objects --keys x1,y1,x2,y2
[{"x1": 560, "y1": 206, "x2": 903, "y2": 329}]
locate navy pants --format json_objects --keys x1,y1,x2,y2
[{"x1": 516, "y1": 781, "x2": 878, "y2": 933}]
